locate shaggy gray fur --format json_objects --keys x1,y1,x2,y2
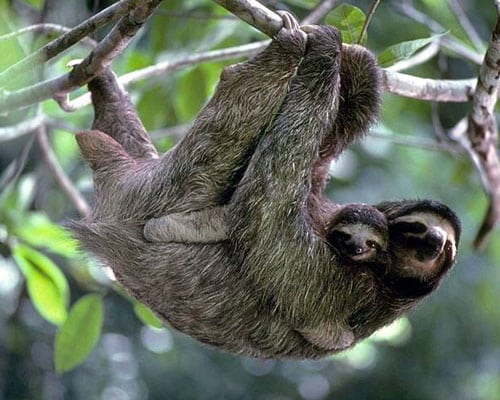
[{"x1": 71, "y1": 18, "x2": 460, "y2": 359}]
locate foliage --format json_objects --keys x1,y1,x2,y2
[
  {"x1": 0, "y1": 0, "x2": 499, "y2": 399},
  {"x1": 54, "y1": 294, "x2": 104, "y2": 373}
]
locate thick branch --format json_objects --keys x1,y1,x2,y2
[{"x1": 383, "y1": 71, "x2": 476, "y2": 101}]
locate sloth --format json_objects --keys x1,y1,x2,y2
[{"x1": 71, "y1": 15, "x2": 461, "y2": 358}]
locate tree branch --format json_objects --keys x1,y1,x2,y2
[
  {"x1": 0, "y1": 0, "x2": 163, "y2": 114},
  {"x1": 37, "y1": 126, "x2": 90, "y2": 217},
  {"x1": 0, "y1": 0, "x2": 484, "y2": 114},
  {"x1": 212, "y1": 0, "x2": 282, "y2": 36},
  {"x1": 0, "y1": 23, "x2": 96, "y2": 48},
  {"x1": 461, "y1": 1, "x2": 500, "y2": 249},
  {"x1": 0, "y1": 115, "x2": 46, "y2": 142},
  {"x1": 383, "y1": 71, "x2": 476, "y2": 101},
  {"x1": 0, "y1": 0, "x2": 138, "y2": 90},
  {"x1": 392, "y1": 1, "x2": 483, "y2": 65},
  {"x1": 301, "y1": 0, "x2": 339, "y2": 25}
]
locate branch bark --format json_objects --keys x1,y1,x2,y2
[
  {"x1": 463, "y1": 2, "x2": 500, "y2": 249},
  {"x1": 212, "y1": 0, "x2": 282, "y2": 36}
]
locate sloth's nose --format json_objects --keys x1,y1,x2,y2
[{"x1": 417, "y1": 227, "x2": 446, "y2": 261}]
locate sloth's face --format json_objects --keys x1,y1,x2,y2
[
  {"x1": 326, "y1": 204, "x2": 389, "y2": 265},
  {"x1": 376, "y1": 200, "x2": 461, "y2": 282},
  {"x1": 388, "y1": 211, "x2": 458, "y2": 280},
  {"x1": 329, "y1": 222, "x2": 387, "y2": 262}
]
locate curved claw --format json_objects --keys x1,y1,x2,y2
[{"x1": 276, "y1": 10, "x2": 307, "y2": 41}]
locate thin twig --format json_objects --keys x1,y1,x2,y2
[
  {"x1": 447, "y1": 0, "x2": 485, "y2": 53},
  {"x1": 37, "y1": 125, "x2": 90, "y2": 217},
  {"x1": 0, "y1": 114, "x2": 46, "y2": 142},
  {"x1": 301, "y1": 0, "x2": 339, "y2": 25},
  {"x1": 155, "y1": 9, "x2": 237, "y2": 21},
  {"x1": 392, "y1": 1, "x2": 483, "y2": 65},
  {"x1": 358, "y1": 0, "x2": 381, "y2": 44},
  {"x1": 0, "y1": 23, "x2": 97, "y2": 48},
  {"x1": 370, "y1": 130, "x2": 464, "y2": 153},
  {"x1": 0, "y1": 0, "x2": 138, "y2": 90},
  {"x1": 150, "y1": 123, "x2": 192, "y2": 141}
]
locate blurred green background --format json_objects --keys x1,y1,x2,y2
[{"x1": 1, "y1": 0, "x2": 500, "y2": 399}]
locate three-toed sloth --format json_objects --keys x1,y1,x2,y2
[{"x1": 71, "y1": 14, "x2": 460, "y2": 359}]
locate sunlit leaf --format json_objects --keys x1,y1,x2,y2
[
  {"x1": 13, "y1": 212, "x2": 79, "y2": 257},
  {"x1": 54, "y1": 294, "x2": 104, "y2": 374},
  {"x1": 326, "y1": 5, "x2": 366, "y2": 44},
  {"x1": 377, "y1": 33, "x2": 446, "y2": 68},
  {"x1": 133, "y1": 301, "x2": 163, "y2": 329},
  {"x1": 13, "y1": 244, "x2": 69, "y2": 325}
]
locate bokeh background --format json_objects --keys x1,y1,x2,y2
[{"x1": 1, "y1": 0, "x2": 499, "y2": 399}]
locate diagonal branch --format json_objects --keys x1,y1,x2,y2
[
  {"x1": 301, "y1": 0, "x2": 340, "y2": 25},
  {"x1": 0, "y1": 0, "x2": 163, "y2": 114},
  {"x1": 0, "y1": 0, "x2": 138, "y2": 90},
  {"x1": 37, "y1": 126, "x2": 90, "y2": 217}
]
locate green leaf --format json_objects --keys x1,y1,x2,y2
[
  {"x1": 54, "y1": 294, "x2": 104, "y2": 374},
  {"x1": 175, "y1": 66, "x2": 210, "y2": 123},
  {"x1": 13, "y1": 212, "x2": 79, "y2": 258},
  {"x1": 13, "y1": 244, "x2": 69, "y2": 325},
  {"x1": 377, "y1": 33, "x2": 446, "y2": 68},
  {"x1": 133, "y1": 301, "x2": 163, "y2": 329},
  {"x1": 326, "y1": 5, "x2": 366, "y2": 44}
]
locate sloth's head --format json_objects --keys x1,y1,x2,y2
[
  {"x1": 326, "y1": 204, "x2": 389, "y2": 265},
  {"x1": 376, "y1": 200, "x2": 461, "y2": 297}
]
